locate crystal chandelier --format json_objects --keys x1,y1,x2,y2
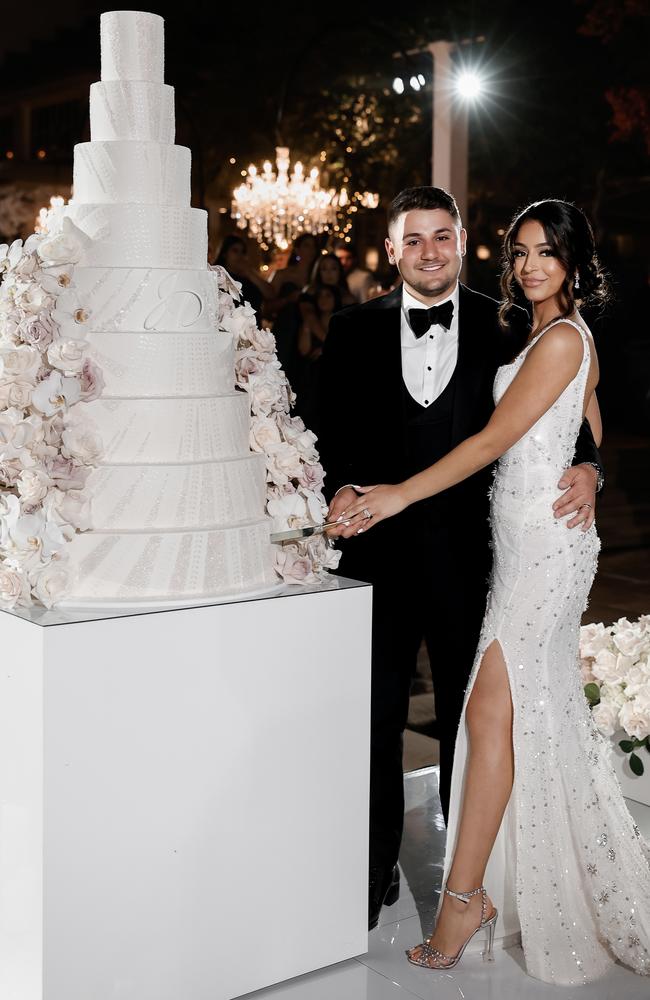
[{"x1": 231, "y1": 146, "x2": 349, "y2": 251}]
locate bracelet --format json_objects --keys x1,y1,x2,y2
[{"x1": 583, "y1": 461, "x2": 604, "y2": 493}]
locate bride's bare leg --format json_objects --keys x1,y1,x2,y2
[{"x1": 408, "y1": 639, "x2": 514, "y2": 966}]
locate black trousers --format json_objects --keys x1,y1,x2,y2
[{"x1": 339, "y1": 520, "x2": 489, "y2": 875}]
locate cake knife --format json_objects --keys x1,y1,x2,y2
[{"x1": 270, "y1": 520, "x2": 341, "y2": 543}]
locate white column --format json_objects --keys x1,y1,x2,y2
[{"x1": 428, "y1": 41, "x2": 469, "y2": 228}]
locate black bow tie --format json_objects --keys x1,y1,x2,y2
[{"x1": 408, "y1": 300, "x2": 454, "y2": 338}]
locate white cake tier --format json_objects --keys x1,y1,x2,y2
[
  {"x1": 100, "y1": 10, "x2": 164, "y2": 83},
  {"x1": 88, "y1": 454, "x2": 266, "y2": 531},
  {"x1": 89, "y1": 330, "x2": 234, "y2": 398},
  {"x1": 73, "y1": 267, "x2": 219, "y2": 334},
  {"x1": 74, "y1": 141, "x2": 190, "y2": 206},
  {"x1": 84, "y1": 393, "x2": 251, "y2": 463},
  {"x1": 90, "y1": 81, "x2": 175, "y2": 143},
  {"x1": 66, "y1": 203, "x2": 208, "y2": 270},
  {"x1": 64, "y1": 521, "x2": 277, "y2": 602}
]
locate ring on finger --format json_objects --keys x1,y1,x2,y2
[
  {"x1": 362, "y1": 507, "x2": 372, "y2": 520},
  {"x1": 579, "y1": 503, "x2": 593, "y2": 510}
]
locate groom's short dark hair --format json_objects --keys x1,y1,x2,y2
[{"x1": 388, "y1": 186, "x2": 461, "y2": 231}]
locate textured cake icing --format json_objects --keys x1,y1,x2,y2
[{"x1": 62, "y1": 10, "x2": 275, "y2": 603}]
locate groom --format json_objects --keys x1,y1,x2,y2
[{"x1": 318, "y1": 186, "x2": 603, "y2": 930}]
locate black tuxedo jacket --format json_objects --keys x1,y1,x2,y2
[{"x1": 318, "y1": 283, "x2": 603, "y2": 584}]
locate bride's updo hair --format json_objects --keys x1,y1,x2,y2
[{"x1": 498, "y1": 199, "x2": 608, "y2": 330}]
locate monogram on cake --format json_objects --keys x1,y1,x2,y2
[{"x1": 61, "y1": 10, "x2": 277, "y2": 604}]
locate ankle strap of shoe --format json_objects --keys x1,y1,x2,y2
[{"x1": 444, "y1": 885, "x2": 484, "y2": 904}]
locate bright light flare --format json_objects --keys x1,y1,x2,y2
[
  {"x1": 455, "y1": 70, "x2": 484, "y2": 99},
  {"x1": 392, "y1": 76, "x2": 405, "y2": 95}
]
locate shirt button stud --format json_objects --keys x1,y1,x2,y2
[{"x1": 427, "y1": 366, "x2": 432, "y2": 371}]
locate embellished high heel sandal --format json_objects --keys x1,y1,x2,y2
[{"x1": 406, "y1": 884, "x2": 498, "y2": 970}]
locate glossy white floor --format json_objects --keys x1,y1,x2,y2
[{"x1": 248, "y1": 766, "x2": 650, "y2": 1000}]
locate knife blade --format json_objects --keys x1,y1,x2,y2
[{"x1": 270, "y1": 520, "x2": 341, "y2": 543}]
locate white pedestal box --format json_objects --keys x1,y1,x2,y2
[
  {"x1": 611, "y1": 728, "x2": 650, "y2": 807},
  {"x1": 0, "y1": 578, "x2": 372, "y2": 1000}
]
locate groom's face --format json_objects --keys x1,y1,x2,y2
[{"x1": 385, "y1": 208, "x2": 466, "y2": 302}]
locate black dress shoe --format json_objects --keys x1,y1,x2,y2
[{"x1": 368, "y1": 864, "x2": 400, "y2": 930}]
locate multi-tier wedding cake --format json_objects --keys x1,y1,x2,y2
[
  {"x1": 58, "y1": 9, "x2": 277, "y2": 603},
  {"x1": 0, "y1": 9, "x2": 338, "y2": 611}
]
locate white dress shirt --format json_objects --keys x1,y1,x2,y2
[{"x1": 401, "y1": 284, "x2": 459, "y2": 407}]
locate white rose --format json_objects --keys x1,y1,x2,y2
[
  {"x1": 31, "y1": 371, "x2": 82, "y2": 415},
  {"x1": 47, "y1": 339, "x2": 88, "y2": 374},
  {"x1": 279, "y1": 414, "x2": 319, "y2": 461},
  {"x1": 0, "y1": 379, "x2": 33, "y2": 410},
  {"x1": 17, "y1": 311, "x2": 55, "y2": 349},
  {"x1": 37, "y1": 216, "x2": 88, "y2": 265},
  {"x1": 591, "y1": 648, "x2": 634, "y2": 686},
  {"x1": 250, "y1": 415, "x2": 282, "y2": 453},
  {"x1": 235, "y1": 349, "x2": 264, "y2": 381},
  {"x1": 0, "y1": 459, "x2": 22, "y2": 487},
  {"x1": 599, "y1": 682, "x2": 627, "y2": 710},
  {"x1": 247, "y1": 370, "x2": 285, "y2": 416},
  {"x1": 61, "y1": 423, "x2": 103, "y2": 465},
  {"x1": 0, "y1": 344, "x2": 41, "y2": 381},
  {"x1": 298, "y1": 462, "x2": 325, "y2": 492},
  {"x1": 619, "y1": 697, "x2": 650, "y2": 742},
  {"x1": 15, "y1": 281, "x2": 52, "y2": 315},
  {"x1": 273, "y1": 544, "x2": 317, "y2": 585},
  {"x1": 580, "y1": 622, "x2": 613, "y2": 659},
  {"x1": 303, "y1": 532, "x2": 341, "y2": 573},
  {"x1": 0, "y1": 408, "x2": 41, "y2": 463},
  {"x1": 0, "y1": 561, "x2": 30, "y2": 610},
  {"x1": 265, "y1": 441, "x2": 304, "y2": 487},
  {"x1": 612, "y1": 621, "x2": 648, "y2": 660},
  {"x1": 591, "y1": 700, "x2": 621, "y2": 738},
  {"x1": 30, "y1": 559, "x2": 73, "y2": 608},
  {"x1": 16, "y1": 468, "x2": 52, "y2": 506},
  {"x1": 580, "y1": 657, "x2": 596, "y2": 685},
  {"x1": 248, "y1": 325, "x2": 276, "y2": 355}
]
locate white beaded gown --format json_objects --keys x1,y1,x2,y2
[{"x1": 440, "y1": 318, "x2": 650, "y2": 985}]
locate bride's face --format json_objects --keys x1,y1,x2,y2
[{"x1": 512, "y1": 219, "x2": 567, "y2": 305}]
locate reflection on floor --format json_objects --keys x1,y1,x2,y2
[{"x1": 249, "y1": 767, "x2": 650, "y2": 1000}]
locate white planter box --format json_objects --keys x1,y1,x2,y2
[{"x1": 611, "y1": 728, "x2": 650, "y2": 807}]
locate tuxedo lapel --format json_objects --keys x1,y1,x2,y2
[
  {"x1": 451, "y1": 284, "x2": 491, "y2": 446},
  {"x1": 367, "y1": 287, "x2": 407, "y2": 464}
]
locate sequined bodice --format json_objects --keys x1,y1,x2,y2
[{"x1": 491, "y1": 317, "x2": 591, "y2": 514}]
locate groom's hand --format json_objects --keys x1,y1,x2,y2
[
  {"x1": 553, "y1": 464, "x2": 598, "y2": 531},
  {"x1": 326, "y1": 486, "x2": 359, "y2": 538}
]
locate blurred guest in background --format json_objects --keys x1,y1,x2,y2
[
  {"x1": 334, "y1": 240, "x2": 376, "y2": 303},
  {"x1": 295, "y1": 284, "x2": 343, "y2": 434},
  {"x1": 298, "y1": 252, "x2": 354, "y2": 340},
  {"x1": 214, "y1": 235, "x2": 272, "y2": 323},
  {"x1": 266, "y1": 233, "x2": 320, "y2": 387}
]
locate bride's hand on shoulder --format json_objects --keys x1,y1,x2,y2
[{"x1": 335, "y1": 484, "x2": 409, "y2": 537}]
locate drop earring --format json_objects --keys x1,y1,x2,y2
[{"x1": 574, "y1": 272, "x2": 580, "y2": 291}]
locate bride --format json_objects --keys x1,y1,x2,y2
[{"x1": 336, "y1": 199, "x2": 650, "y2": 984}]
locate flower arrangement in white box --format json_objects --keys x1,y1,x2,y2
[{"x1": 581, "y1": 615, "x2": 650, "y2": 775}]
